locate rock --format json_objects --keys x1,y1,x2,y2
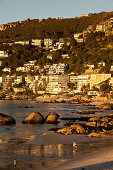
[
  {"x1": 64, "y1": 121, "x2": 73, "y2": 126},
  {"x1": 18, "y1": 105, "x2": 33, "y2": 108},
  {"x1": 100, "y1": 122, "x2": 108, "y2": 128},
  {"x1": 48, "y1": 128, "x2": 60, "y2": 132},
  {"x1": 86, "y1": 122, "x2": 97, "y2": 127},
  {"x1": 57, "y1": 127, "x2": 73, "y2": 135},
  {"x1": 108, "y1": 121, "x2": 113, "y2": 126},
  {"x1": 96, "y1": 103, "x2": 113, "y2": 110},
  {"x1": 22, "y1": 112, "x2": 44, "y2": 124},
  {"x1": 101, "y1": 117, "x2": 112, "y2": 123},
  {"x1": 88, "y1": 116, "x2": 102, "y2": 122},
  {"x1": 70, "y1": 124, "x2": 86, "y2": 134},
  {"x1": 78, "y1": 111, "x2": 95, "y2": 115},
  {"x1": 0, "y1": 113, "x2": 16, "y2": 125},
  {"x1": 88, "y1": 132, "x2": 107, "y2": 138},
  {"x1": 45, "y1": 113, "x2": 60, "y2": 124},
  {"x1": 60, "y1": 117, "x2": 89, "y2": 121}
]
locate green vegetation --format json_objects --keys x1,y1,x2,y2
[
  {"x1": 1, "y1": 11, "x2": 113, "y2": 75},
  {"x1": 1, "y1": 11, "x2": 113, "y2": 42}
]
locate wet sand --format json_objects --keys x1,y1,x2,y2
[
  {"x1": 47, "y1": 146, "x2": 113, "y2": 170},
  {"x1": 25, "y1": 132, "x2": 105, "y2": 145},
  {"x1": 41, "y1": 133, "x2": 113, "y2": 170},
  {"x1": 24, "y1": 133, "x2": 113, "y2": 170}
]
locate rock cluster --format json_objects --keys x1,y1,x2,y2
[
  {"x1": 56, "y1": 115, "x2": 113, "y2": 137},
  {"x1": 0, "y1": 112, "x2": 60, "y2": 125},
  {"x1": 22, "y1": 112, "x2": 60, "y2": 124},
  {"x1": 96, "y1": 103, "x2": 113, "y2": 110}
]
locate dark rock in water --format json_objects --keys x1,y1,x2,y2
[
  {"x1": 45, "y1": 113, "x2": 60, "y2": 124},
  {"x1": 78, "y1": 111, "x2": 95, "y2": 115},
  {"x1": 18, "y1": 105, "x2": 33, "y2": 108},
  {"x1": 22, "y1": 112, "x2": 44, "y2": 124},
  {"x1": 60, "y1": 117, "x2": 90, "y2": 122},
  {"x1": 64, "y1": 121, "x2": 73, "y2": 126},
  {"x1": 48, "y1": 128, "x2": 60, "y2": 132},
  {"x1": 0, "y1": 113, "x2": 16, "y2": 125},
  {"x1": 60, "y1": 117, "x2": 78, "y2": 120}
]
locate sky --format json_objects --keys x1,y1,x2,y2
[{"x1": 0, "y1": 0, "x2": 113, "y2": 25}]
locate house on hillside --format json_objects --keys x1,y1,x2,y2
[
  {"x1": 74, "y1": 33, "x2": 84, "y2": 43},
  {"x1": 0, "y1": 51, "x2": 9, "y2": 58}
]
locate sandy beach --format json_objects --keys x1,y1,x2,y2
[
  {"x1": 47, "y1": 146, "x2": 113, "y2": 170},
  {"x1": 36, "y1": 133, "x2": 113, "y2": 170}
]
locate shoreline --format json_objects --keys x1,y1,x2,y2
[
  {"x1": 26, "y1": 132, "x2": 113, "y2": 170},
  {"x1": 47, "y1": 145, "x2": 113, "y2": 170}
]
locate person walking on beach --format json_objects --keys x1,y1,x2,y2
[{"x1": 73, "y1": 140, "x2": 77, "y2": 147}]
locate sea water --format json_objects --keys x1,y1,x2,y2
[{"x1": 0, "y1": 100, "x2": 113, "y2": 169}]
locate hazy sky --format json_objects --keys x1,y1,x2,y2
[{"x1": 0, "y1": 0, "x2": 113, "y2": 24}]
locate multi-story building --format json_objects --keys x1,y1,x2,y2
[
  {"x1": 31, "y1": 39, "x2": 43, "y2": 47},
  {"x1": 90, "y1": 74, "x2": 111, "y2": 89},
  {"x1": 48, "y1": 63, "x2": 69, "y2": 75},
  {"x1": 46, "y1": 75, "x2": 68, "y2": 94},
  {"x1": 76, "y1": 75, "x2": 90, "y2": 92},
  {"x1": 44, "y1": 39, "x2": 53, "y2": 47}
]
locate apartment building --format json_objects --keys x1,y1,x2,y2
[
  {"x1": 90, "y1": 74, "x2": 111, "y2": 89},
  {"x1": 48, "y1": 63, "x2": 68, "y2": 75},
  {"x1": 46, "y1": 75, "x2": 68, "y2": 94},
  {"x1": 31, "y1": 39, "x2": 43, "y2": 47},
  {"x1": 76, "y1": 75, "x2": 90, "y2": 92},
  {"x1": 44, "y1": 39, "x2": 53, "y2": 47}
]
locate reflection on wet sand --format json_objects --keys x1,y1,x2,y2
[{"x1": 0, "y1": 136, "x2": 77, "y2": 169}]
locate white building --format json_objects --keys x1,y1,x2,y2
[
  {"x1": 76, "y1": 75, "x2": 90, "y2": 92},
  {"x1": 2, "y1": 68, "x2": 11, "y2": 72},
  {"x1": 0, "y1": 51, "x2": 9, "y2": 58},
  {"x1": 14, "y1": 41, "x2": 29, "y2": 45},
  {"x1": 31, "y1": 39, "x2": 43, "y2": 46},
  {"x1": 48, "y1": 63, "x2": 68, "y2": 75},
  {"x1": 90, "y1": 74, "x2": 111, "y2": 89},
  {"x1": 46, "y1": 82, "x2": 63, "y2": 94},
  {"x1": 14, "y1": 76, "x2": 24, "y2": 84},
  {"x1": 74, "y1": 33, "x2": 84, "y2": 43},
  {"x1": 44, "y1": 39, "x2": 53, "y2": 47}
]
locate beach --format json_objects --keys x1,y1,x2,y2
[
  {"x1": 0, "y1": 100, "x2": 113, "y2": 169},
  {"x1": 47, "y1": 145, "x2": 113, "y2": 170}
]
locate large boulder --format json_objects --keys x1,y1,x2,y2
[
  {"x1": 0, "y1": 113, "x2": 16, "y2": 125},
  {"x1": 22, "y1": 112, "x2": 44, "y2": 124},
  {"x1": 45, "y1": 113, "x2": 60, "y2": 124}
]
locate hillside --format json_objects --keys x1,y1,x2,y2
[{"x1": 1, "y1": 11, "x2": 113, "y2": 42}]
